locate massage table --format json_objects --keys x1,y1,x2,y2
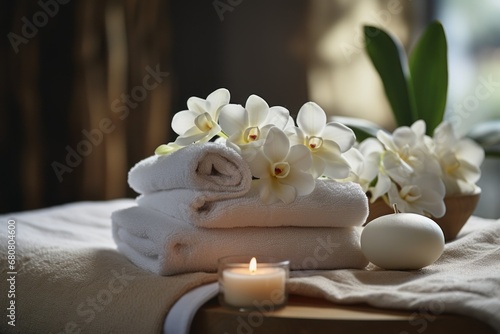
[{"x1": 1, "y1": 199, "x2": 498, "y2": 333}]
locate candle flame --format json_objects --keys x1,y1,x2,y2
[{"x1": 249, "y1": 257, "x2": 257, "y2": 273}]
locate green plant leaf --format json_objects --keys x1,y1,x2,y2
[
  {"x1": 330, "y1": 116, "x2": 382, "y2": 142},
  {"x1": 364, "y1": 25, "x2": 417, "y2": 127},
  {"x1": 409, "y1": 21, "x2": 448, "y2": 135}
]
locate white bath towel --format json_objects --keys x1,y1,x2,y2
[
  {"x1": 112, "y1": 206, "x2": 368, "y2": 276},
  {"x1": 128, "y1": 142, "x2": 252, "y2": 197},
  {"x1": 137, "y1": 180, "x2": 369, "y2": 228}
]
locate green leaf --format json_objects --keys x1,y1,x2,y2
[
  {"x1": 330, "y1": 116, "x2": 382, "y2": 142},
  {"x1": 409, "y1": 21, "x2": 448, "y2": 135},
  {"x1": 364, "y1": 26, "x2": 417, "y2": 127}
]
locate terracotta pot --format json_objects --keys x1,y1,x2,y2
[{"x1": 366, "y1": 192, "x2": 481, "y2": 242}]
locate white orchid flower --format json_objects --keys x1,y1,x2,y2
[
  {"x1": 377, "y1": 120, "x2": 441, "y2": 177},
  {"x1": 248, "y1": 127, "x2": 315, "y2": 204},
  {"x1": 387, "y1": 172, "x2": 446, "y2": 218},
  {"x1": 218, "y1": 94, "x2": 290, "y2": 161},
  {"x1": 432, "y1": 121, "x2": 484, "y2": 195},
  {"x1": 354, "y1": 138, "x2": 394, "y2": 202},
  {"x1": 171, "y1": 88, "x2": 230, "y2": 145},
  {"x1": 341, "y1": 138, "x2": 383, "y2": 194},
  {"x1": 340, "y1": 148, "x2": 364, "y2": 183},
  {"x1": 290, "y1": 102, "x2": 355, "y2": 179},
  {"x1": 218, "y1": 94, "x2": 290, "y2": 147}
]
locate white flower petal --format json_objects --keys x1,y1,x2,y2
[
  {"x1": 415, "y1": 173, "x2": 446, "y2": 197},
  {"x1": 171, "y1": 110, "x2": 199, "y2": 135},
  {"x1": 247, "y1": 149, "x2": 271, "y2": 179},
  {"x1": 389, "y1": 173, "x2": 446, "y2": 217},
  {"x1": 267, "y1": 106, "x2": 290, "y2": 130},
  {"x1": 263, "y1": 127, "x2": 289, "y2": 162},
  {"x1": 410, "y1": 119, "x2": 426, "y2": 137},
  {"x1": 454, "y1": 160, "x2": 482, "y2": 184},
  {"x1": 186, "y1": 97, "x2": 208, "y2": 115},
  {"x1": 321, "y1": 122, "x2": 356, "y2": 152},
  {"x1": 206, "y1": 88, "x2": 230, "y2": 117},
  {"x1": 456, "y1": 138, "x2": 484, "y2": 167},
  {"x1": 392, "y1": 126, "x2": 417, "y2": 149},
  {"x1": 201, "y1": 124, "x2": 222, "y2": 143},
  {"x1": 387, "y1": 183, "x2": 415, "y2": 214},
  {"x1": 281, "y1": 169, "x2": 316, "y2": 196},
  {"x1": 174, "y1": 127, "x2": 208, "y2": 146},
  {"x1": 370, "y1": 172, "x2": 391, "y2": 202},
  {"x1": 286, "y1": 144, "x2": 312, "y2": 171},
  {"x1": 309, "y1": 155, "x2": 326, "y2": 178},
  {"x1": 360, "y1": 151, "x2": 381, "y2": 182},
  {"x1": 314, "y1": 140, "x2": 341, "y2": 162},
  {"x1": 239, "y1": 143, "x2": 263, "y2": 162},
  {"x1": 359, "y1": 137, "x2": 384, "y2": 155},
  {"x1": 246, "y1": 95, "x2": 269, "y2": 126},
  {"x1": 219, "y1": 104, "x2": 248, "y2": 137},
  {"x1": 433, "y1": 121, "x2": 456, "y2": 149},
  {"x1": 382, "y1": 151, "x2": 413, "y2": 184},
  {"x1": 343, "y1": 148, "x2": 364, "y2": 175},
  {"x1": 272, "y1": 181, "x2": 297, "y2": 204},
  {"x1": 287, "y1": 126, "x2": 304, "y2": 146},
  {"x1": 417, "y1": 194, "x2": 446, "y2": 218},
  {"x1": 284, "y1": 116, "x2": 297, "y2": 134},
  {"x1": 296, "y1": 102, "x2": 326, "y2": 136},
  {"x1": 254, "y1": 179, "x2": 279, "y2": 205},
  {"x1": 322, "y1": 155, "x2": 352, "y2": 179},
  {"x1": 377, "y1": 130, "x2": 396, "y2": 151}
]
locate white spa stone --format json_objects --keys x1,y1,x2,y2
[{"x1": 361, "y1": 213, "x2": 445, "y2": 270}]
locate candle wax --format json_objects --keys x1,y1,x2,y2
[{"x1": 222, "y1": 267, "x2": 286, "y2": 308}]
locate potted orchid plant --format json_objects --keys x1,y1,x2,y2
[
  {"x1": 154, "y1": 21, "x2": 493, "y2": 240},
  {"x1": 337, "y1": 21, "x2": 487, "y2": 240}
]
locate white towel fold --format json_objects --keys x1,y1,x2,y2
[
  {"x1": 137, "y1": 180, "x2": 369, "y2": 228},
  {"x1": 128, "y1": 143, "x2": 252, "y2": 197},
  {"x1": 112, "y1": 206, "x2": 368, "y2": 276}
]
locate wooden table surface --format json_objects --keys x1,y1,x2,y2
[{"x1": 191, "y1": 294, "x2": 495, "y2": 334}]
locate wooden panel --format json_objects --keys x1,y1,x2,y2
[
  {"x1": 191, "y1": 295, "x2": 495, "y2": 334},
  {"x1": 0, "y1": 0, "x2": 172, "y2": 212}
]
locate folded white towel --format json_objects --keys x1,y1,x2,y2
[
  {"x1": 137, "y1": 180, "x2": 369, "y2": 228},
  {"x1": 112, "y1": 206, "x2": 368, "y2": 276},
  {"x1": 128, "y1": 143, "x2": 252, "y2": 197}
]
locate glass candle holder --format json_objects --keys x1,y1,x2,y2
[{"x1": 218, "y1": 255, "x2": 289, "y2": 312}]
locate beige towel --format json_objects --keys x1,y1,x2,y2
[
  {"x1": 112, "y1": 206, "x2": 368, "y2": 275},
  {"x1": 136, "y1": 180, "x2": 369, "y2": 228}
]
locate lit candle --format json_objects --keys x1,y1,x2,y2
[{"x1": 219, "y1": 256, "x2": 288, "y2": 310}]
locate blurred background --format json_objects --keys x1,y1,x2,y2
[{"x1": 1, "y1": 0, "x2": 499, "y2": 217}]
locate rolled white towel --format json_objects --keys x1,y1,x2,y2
[
  {"x1": 128, "y1": 143, "x2": 252, "y2": 197},
  {"x1": 136, "y1": 179, "x2": 369, "y2": 228},
  {"x1": 112, "y1": 206, "x2": 368, "y2": 276}
]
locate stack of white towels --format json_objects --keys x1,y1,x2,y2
[{"x1": 112, "y1": 143, "x2": 369, "y2": 275}]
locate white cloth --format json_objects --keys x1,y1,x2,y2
[
  {"x1": 137, "y1": 179, "x2": 369, "y2": 228},
  {"x1": 0, "y1": 200, "x2": 217, "y2": 334},
  {"x1": 288, "y1": 216, "x2": 500, "y2": 333},
  {"x1": 128, "y1": 143, "x2": 252, "y2": 197},
  {"x1": 111, "y1": 206, "x2": 369, "y2": 276}
]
